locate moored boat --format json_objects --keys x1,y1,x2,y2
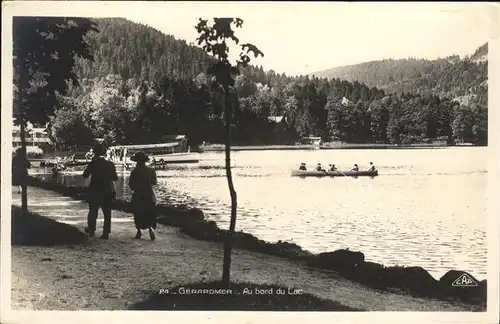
[
  {"x1": 63, "y1": 160, "x2": 89, "y2": 167},
  {"x1": 108, "y1": 142, "x2": 200, "y2": 166},
  {"x1": 39, "y1": 159, "x2": 88, "y2": 168},
  {"x1": 290, "y1": 169, "x2": 378, "y2": 177}
]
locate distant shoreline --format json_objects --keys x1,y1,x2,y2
[{"x1": 198, "y1": 143, "x2": 480, "y2": 152}]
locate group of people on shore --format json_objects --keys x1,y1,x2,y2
[
  {"x1": 36, "y1": 144, "x2": 156, "y2": 240},
  {"x1": 298, "y1": 162, "x2": 376, "y2": 172},
  {"x1": 13, "y1": 144, "x2": 158, "y2": 240},
  {"x1": 80, "y1": 144, "x2": 158, "y2": 240},
  {"x1": 51, "y1": 156, "x2": 69, "y2": 176}
]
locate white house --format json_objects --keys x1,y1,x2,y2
[
  {"x1": 12, "y1": 120, "x2": 52, "y2": 149},
  {"x1": 341, "y1": 97, "x2": 351, "y2": 106}
]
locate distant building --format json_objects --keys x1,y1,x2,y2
[
  {"x1": 267, "y1": 116, "x2": 287, "y2": 125},
  {"x1": 267, "y1": 116, "x2": 294, "y2": 145},
  {"x1": 341, "y1": 97, "x2": 351, "y2": 106},
  {"x1": 160, "y1": 135, "x2": 189, "y2": 152},
  {"x1": 452, "y1": 95, "x2": 475, "y2": 107},
  {"x1": 423, "y1": 136, "x2": 449, "y2": 146},
  {"x1": 300, "y1": 136, "x2": 322, "y2": 146},
  {"x1": 12, "y1": 121, "x2": 52, "y2": 149},
  {"x1": 431, "y1": 136, "x2": 448, "y2": 146},
  {"x1": 95, "y1": 138, "x2": 107, "y2": 145}
]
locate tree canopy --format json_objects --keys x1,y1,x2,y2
[
  {"x1": 48, "y1": 18, "x2": 487, "y2": 148},
  {"x1": 13, "y1": 17, "x2": 98, "y2": 126},
  {"x1": 310, "y1": 44, "x2": 488, "y2": 108},
  {"x1": 194, "y1": 17, "x2": 264, "y2": 286}
]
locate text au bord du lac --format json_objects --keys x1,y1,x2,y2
[{"x1": 158, "y1": 287, "x2": 304, "y2": 295}]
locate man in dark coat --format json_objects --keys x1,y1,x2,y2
[{"x1": 83, "y1": 144, "x2": 118, "y2": 239}]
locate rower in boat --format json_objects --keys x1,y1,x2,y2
[
  {"x1": 328, "y1": 164, "x2": 337, "y2": 171},
  {"x1": 315, "y1": 163, "x2": 325, "y2": 172},
  {"x1": 351, "y1": 164, "x2": 359, "y2": 172},
  {"x1": 298, "y1": 163, "x2": 307, "y2": 171},
  {"x1": 367, "y1": 162, "x2": 376, "y2": 172}
]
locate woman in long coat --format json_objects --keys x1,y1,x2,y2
[
  {"x1": 12, "y1": 148, "x2": 31, "y2": 193},
  {"x1": 129, "y1": 151, "x2": 157, "y2": 240}
]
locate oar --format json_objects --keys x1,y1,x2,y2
[
  {"x1": 330, "y1": 166, "x2": 347, "y2": 177},
  {"x1": 337, "y1": 170, "x2": 348, "y2": 177}
]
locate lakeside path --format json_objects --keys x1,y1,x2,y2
[{"x1": 10, "y1": 187, "x2": 479, "y2": 311}]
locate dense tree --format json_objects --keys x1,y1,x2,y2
[
  {"x1": 368, "y1": 99, "x2": 390, "y2": 143},
  {"x1": 452, "y1": 105, "x2": 475, "y2": 142},
  {"x1": 195, "y1": 17, "x2": 263, "y2": 287},
  {"x1": 13, "y1": 17, "x2": 97, "y2": 211},
  {"x1": 311, "y1": 44, "x2": 488, "y2": 109},
  {"x1": 472, "y1": 104, "x2": 488, "y2": 145},
  {"x1": 49, "y1": 96, "x2": 94, "y2": 148},
  {"x1": 48, "y1": 18, "x2": 487, "y2": 150},
  {"x1": 74, "y1": 18, "x2": 214, "y2": 83}
]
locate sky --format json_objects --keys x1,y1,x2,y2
[
  {"x1": 120, "y1": 2, "x2": 493, "y2": 76},
  {"x1": 2, "y1": 1, "x2": 496, "y2": 76}
]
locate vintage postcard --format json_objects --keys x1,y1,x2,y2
[{"x1": 1, "y1": 1, "x2": 499, "y2": 324}]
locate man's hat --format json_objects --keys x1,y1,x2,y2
[
  {"x1": 131, "y1": 151, "x2": 149, "y2": 162},
  {"x1": 92, "y1": 143, "x2": 105, "y2": 156}
]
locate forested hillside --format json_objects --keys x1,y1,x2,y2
[
  {"x1": 50, "y1": 18, "x2": 487, "y2": 148},
  {"x1": 311, "y1": 43, "x2": 488, "y2": 104},
  {"x1": 74, "y1": 18, "x2": 213, "y2": 82}
]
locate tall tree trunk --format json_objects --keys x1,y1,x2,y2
[
  {"x1": 222, "y1": 88, "x2": 237, "y2": 287},
  {"x1": 20, "y1": 121, "x2": 28, "y2": 212}
]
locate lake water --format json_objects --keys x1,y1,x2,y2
[{"x1": 38, "y1": 147, "x2": 488, "y2": 280}]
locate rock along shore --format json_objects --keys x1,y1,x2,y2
[{"x1": 25, "y1": 176, "x2": 487, "y2": 307}]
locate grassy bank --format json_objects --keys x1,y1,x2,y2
[
  {"x1": 132, "y1": 281, "x2": 362, "y2": 311},
  {"x1": 25, "y1": 176, "x2": 487, "y2": 308}
]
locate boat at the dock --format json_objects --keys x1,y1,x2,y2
[
  {"x1": 38, "y1": 159, "x2": 88, "y2": 168},
  {"x1": 290, "y1": 169, "x2": 378, "y2": 177},
  {"x1": 108, "y1": 142, "x2": 200, "y2": 166}
]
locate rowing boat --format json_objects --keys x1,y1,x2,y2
[{"x1": 290, "y1": 169, "x2": 378, "y2": 177}]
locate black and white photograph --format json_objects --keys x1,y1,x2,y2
[{"x1": 1, "y1": 1, "x2": 499, "y2": 323}]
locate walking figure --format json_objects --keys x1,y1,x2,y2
[
  {"x1": 83, "y1": 144, "x2": 118, "y2": 239},
  {"x1": 12, "y1": 148, "x2": 31, "y2": 194},
  {"x1": 129, "y1": 151, "x2": 157, "y2": 240}
]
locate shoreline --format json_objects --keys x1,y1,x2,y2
[
  {"x1": 24, "y1": 176, "x2": 487, "y2": 307},
  {"x1": 11, "y1": 204, "x2": 361, "y2": 311},
  {"x1": 198, "y1": 143, "x2": 481, "y2": 152},
  {"x1": 12, "y1": 189, "x2": 480, "y2": 312}
]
